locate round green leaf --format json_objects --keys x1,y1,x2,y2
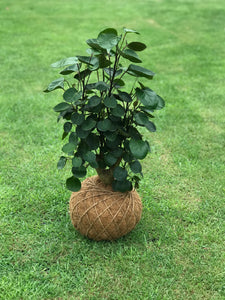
[
  {"x1": 51, "y1": 57, "x2": 78, "y2": 68},
  {"x1": 111, "y1": 104, "x2": 125, "y2": 117},
  {"x1": 120, "y1": 49, "x2": 142, "y2": 63},
  {"x1": 72, "y1": 157, "x2": 82, "y2": 168},
  {"x1": 97, "y1": 119, "x2": 113, "y2": 131},
  {"x1": 66, "y1": 176, "x2": 81, "y2": 192},
  {"x1": 104, "y1": 153, "x2": 117, "y2": 167},
  {"x1": 134, "y1": 112, "x2": 149, "y2": 126},
  {"x1": 76, "y1": 126, "x2": 90, "y2": 138},
  {"x1": 145, "y1": 120, "x2": 156, "y2": 132},
  {"x1": 113, "y1": 166, "x2": 128, "y2": 181},
  {"x1": 72, "y1": 166, "x2": 87, "y2": 178},
  {"x1": 111, "y1": 148, "x2": 123, "y2": 158},
  {"x1": 112, "y1": 180, "x2": 132, "y2": 192},
  {"x1": 86, "y1": 133, "x2": 99, "y2": 150},
  {"x1": 69, "y1": 132, "x2": 78, "y2": 145},
  {"x1": 156, "y1": 95, "x2": 165, "y2": 110},
  {"x1": 97, "y1": 28, "x2": 120, "y2": 50},
  {"x1": 128, "y1": 64, "x2": 155, "y2": 79},
  {"x1": 57, "y1": 156, "x2": 67, "y2": 170},
  {"x1": 53, "y1": 102, "x2": 71, "y2": 112},
  {"x1": 129, "y1": 139, "x2": 149, "y2": 159},
  {"x1": 95, "y1": 81, "x2": 109, "y2": 91},
  {"x1": 104, "y1": 96, "x2": 117, "y2": 108},
  {"x1": 136, "y1": 88, "x2": 158, "y2": 109},
  {"x1": 64, "y1": 122, "x2": 72, "y2": 133},
  {"x1": 60, "y1": 64, "x2": 80, "y2": 75},
  {"x1": 104, "y1": 131, "x2": 117, "y2": 141},
  {"x1": 88, "y1": 96, "x2": 101, "y2": 107},
  {"x1": 127, "y1": 42, "x2": 147, "y2": 51},
  {"x1": 63, "y1": 88, "x2": 82, "y2": 103},
  {"x1": 118, "y1": 91, "x2": 132, "y2": 103},
  {"x1": 44, "y1": 78, "x2": 65, "y2": 93},
  {"x1": 62, "y1": 142, "x2": 76, "y2": 154},
  {"x1": 81, "y1": 118, "x2": 96, "y2": 131},
  {"x1": 129, "y1": 160, "x2": 142, "y2": 173},
  {"x1": 71, "y1": 113, "x2": 85, "y2": 125},
  {"x1": 83, "y1": 151, "x2": 98, "y2": 168}
]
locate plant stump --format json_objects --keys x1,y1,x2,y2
[{"x1": 69, "y1": 176, "x2": 142, "y2": 241}]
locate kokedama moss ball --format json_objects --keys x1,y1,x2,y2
[{"x1": 69, "y1": 176, "x2": 142, "y2": 241}]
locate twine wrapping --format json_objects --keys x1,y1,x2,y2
[{"x1": 69, "y1": 176, "x2": 142, "y2": 241}]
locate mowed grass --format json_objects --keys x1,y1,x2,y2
[{"x1": 0, "y1": 0, "x2": 225, "y2": 299}]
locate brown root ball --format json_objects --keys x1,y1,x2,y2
[{"x1": 69, "y1": 176, "x2": 142, "y2": 241}]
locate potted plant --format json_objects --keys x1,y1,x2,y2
[{"x1": 44, "y1": 27, "x2": 165, "y2": 241}]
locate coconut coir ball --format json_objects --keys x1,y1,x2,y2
[{"x1": 69, "y1": 176, "x2": 142, "y2": 241}]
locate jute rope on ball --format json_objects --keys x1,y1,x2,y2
[{"x1": 69, "y1": 176, "x2": 142, "y2": 241}]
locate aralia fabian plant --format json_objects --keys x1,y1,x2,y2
[{"x1": 44, "y1": 27, "x2": 165, "y2": 193}]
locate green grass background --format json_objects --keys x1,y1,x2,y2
[{"x1": 0, "y1": 0, "x2": 224, "y2": 299}]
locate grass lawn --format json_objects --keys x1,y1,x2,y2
[{"x1": 0, "y1": 0, "x2": 224, "y2": 299}]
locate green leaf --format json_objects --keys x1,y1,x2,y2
[
  {"x1": 83, "y1": 151, "x2": 98, "y2": 168},
  {"x1": 77, "y1": 56, "x2": 98, "y2": 66},
  {"x1": 104, "y1": 96, "x2": 117, "y2": 108},
  {"x1": 98, "y1": 54, "x2": 111, "y2": 68},
  {"x1": 63, "y1": 88, "x2": 82, "y2": 103},
  {"x1": 72, "y1": 166, "x2": 87, "y2": 178},
  {"x1": 97, "y1": 119, "x2": 113, "y2": 131},
  {"x1": 53, "y1": 102, "x2": 71, "y2": 112},
  {"x1": 60, "y1": 64, "x2": 81, "y2": 75},
  {"x1": 127, "y1": 64, "x2": 155, "y2": 79},
  {"x1": 71, "y1": 113, "x2": 85, "y2": 125},
  {"x1": 136, "y1": 88, "x2": 158, "y2": 109},
  {"x1": 69, "y1": 132, "x2": 78, "y2": 145},
  {"x1": 156, "y1": 95, "x2": 165, "y2": 110},
  {"x1": 111, "y1": 104, "x2": 125, "y2": 117},
  {"x1": 129, "y1": 160, "x2": 142, "y2": 173},
  {"x1": 86, "y1": 38, "x2": 103, "y2": 51},
  {"x1": 62, "y1": 131, "x2": 69, "y2": 140},
  {"x1": 112, "y1": 180, "x2": 132, "y2": 192},
  {"x1": 57, "y1": 156, "x2": 67, "y2": 170},
  {"x1": 104, "y1": 153, "x2": 117, "y2": 167},
  {"x1": 44, "y1": 78, "x2": 64, "y2": 93},
  {"x1": 104, "y1": 68, "x2": 123, "y2": 78},
  {"x1": 64, "y1": 122, "x2": 72, "y2": 133},
  {"x1": 123, "y1": 28, "x2": 140, "y2": 35},
  {"x1": 111, "y1": 148, "x2": 123, "y2": 158},
  {"x1": 134, "y1": 112, "x2": 149, "y2": 126},
  {"x1": 118, "y1": 91, "x2": 132, "y2": 103},
  {"x1": 145, "y1": 120, "x2": 156, "y2": 132},
  {"x1": 76, "y1": 126, "x2": 90, "y2": 138},
  {"x1": 51, "y1": 57, "x2": 78, "y2": 68},
  {"x1": 128, "y1": 127, "x2": 142, "y2": 139},
  {"x1": 74, "y1": 69, "x2": 91, "y2": 80},
  {"x1": 113, "y1": 166, "x2": 128, "y2": 181},
  {"x1": 127, "y1": 42, "x2": 147, "y2": 51},
  {"x1": 88, "y1": 96, "x2": 101, "y2": 107},
  {"x1": 113, "y1": 79, "x2": 125, "y2": 88},
  {"x1": 97, "y1": 28, "x2": 120, "y2": 50},
  {"x1": 77, "y1": 140, "x2": 90, "y2": 155},
  {"x1": 104, "y1": 131, "x2": 117, "y2": 141},
  {"x1": 129, "y1": 139, "x2": 149, "y2": 159},
  {"x1": 81, "y1": 117, "x2": 96, "y2": 131},
  {"x1": 72, "y1": 156, "x2": 82, "y2": 168},
  {"x1": 120, "y1": 49, "x2": 142, "y2": 63},
  {"x1": 86, "y1": 133, "x2": 99, "y2": 150},
  {"x1": 66, "y1": 176, "x2": 81, "y2": 192},
  {"x1": 95, "y1": 81, "x2": 109, "y2": 91},
  {"x1": 62, "y1": 142, "x2": 76, "y2": 154}
]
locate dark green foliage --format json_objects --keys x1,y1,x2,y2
[{"x1": 44, "y1": 28, "x2": 165, "y2": 192}]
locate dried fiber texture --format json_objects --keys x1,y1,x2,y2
[{"x1": 69, "y1": 176, "x2": 142, "y2": 241}]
